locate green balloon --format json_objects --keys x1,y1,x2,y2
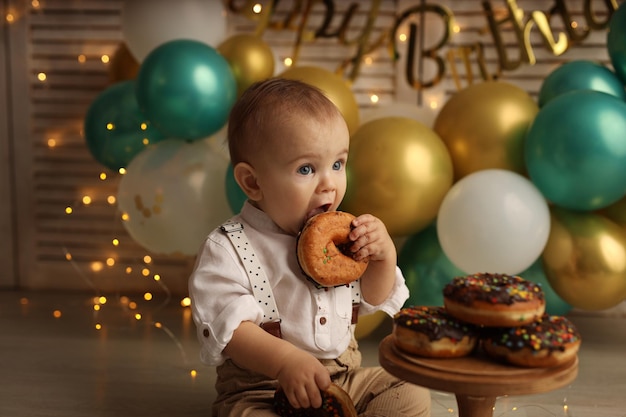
[
  {"x1": 84, "y1": 80, "x2": 165, "y2": 170},
  {"x1": 225, "y1": 164, "x2": 247, "y2": 214},
  {"x1": 608, "y1": 2, "x2": 626, "y2": 84},
  {"x1": 398, "y1": 223, "x2": 464, "y2": 307},
  {"x1": 136, "y1": 39, "x2": 237, "y2": 141},
  {"x1": 538, "y1": 60, "x2": 626, "y2": 107},
  {"x1": 525, "y1": 90, "x2": 626, "y2": 211}
]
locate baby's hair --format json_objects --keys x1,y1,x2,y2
[{"x1": 227, "y1": 77, "x2": 344, "y2": 165}]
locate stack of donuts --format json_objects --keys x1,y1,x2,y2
[{"x1": 392, "y1": 273, "x2": 582, "y2": 368}]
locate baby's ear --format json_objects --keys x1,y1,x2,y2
[{"x1": 233, "y1": 162, "x2": 261, "y2": 201}]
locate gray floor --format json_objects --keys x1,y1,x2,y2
[{"x1": 1, "y1": 290, "x2": 625, "y2": 417}]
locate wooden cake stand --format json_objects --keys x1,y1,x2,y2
[{"x1": 378, "y1": 335, "x2": 578, "y2": 417}]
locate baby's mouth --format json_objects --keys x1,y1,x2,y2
[{"x1": 305, "y1": 204, "x2": 331, "y2": 221}]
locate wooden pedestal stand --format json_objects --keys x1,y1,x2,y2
[{"x1": 378, "y1": 335, "x2": 578, "y2": 417}]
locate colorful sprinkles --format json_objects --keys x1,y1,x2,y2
[
  {"x1": 443, "y1": 273, "x2": 544, "y2": 306},
  {"x1": 394, "y1": 306, "x2": 478, "y2": 342},
  {"x1": 485, "y1": 314, "x2": 581, "y2": 352}
]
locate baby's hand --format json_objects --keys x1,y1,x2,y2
[
  {"x1": 276, "y1": 348, "x2": 331, "y2": 409},
  {"x1": 349, "y1": 214, "x2": 395, "y2": 263}
]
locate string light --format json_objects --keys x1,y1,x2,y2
[
  {"x1": 284, "y1": 57, "x2": 293, "y2": 67},
  {"x1": 77, "y1": 54, "x2": 86, "y2": 63},
  {"x1": 47, "y1": 138, "x2": 57, "y2": 148},
  {"x1": 37, "y1": 72, "x2": 47, "y2": 82},
  {"x1": 53, "y1": 310, "x2": 62, "y2": 318},
  {"x1": 5, "y1": 13, "x2": 15, "y2": 23},
  {"x1": 252, "y1": 3, "x2": 262, "y2": 14}
]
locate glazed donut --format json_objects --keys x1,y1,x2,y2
[
  {"x1": 393, "y1": 306, "x2": 478, "y2": 358},
  {"x1": 273, "y1": 382, "x2": 357, "y2": 417},
  {"x1": 297, "y1": 211, "x2": 368, "y2": 287},
  {"x1": 482, "y1": 315, "x2": 582, "y2": 368},
  {"x1": 443, "y1": 273, "x2": 545, "y2": 327}
]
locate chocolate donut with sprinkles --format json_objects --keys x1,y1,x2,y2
[
  {"x1": 273, "y1": 383, "x2": 357, "y2": 417},
  {"x1": 443, "y1": 273, "x2": 545, "y2": 327},
  {"x1": 393, "y1": 306, "x2": 479, "y2": 358},
  {"x1": 482, "y1": 314, "x2": 582, "y2": 368}
]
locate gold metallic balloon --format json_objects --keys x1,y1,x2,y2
[
  {"x1": 218, "y1": 34, "x2": 275, "y2": 96},
  {"x1": 433, "y1": 81, "x2": 538, "y2": 180},
  {"x1": 341, "y1": 117, "x2": 454, "y2": 237},
  {"x1": 542, "y1": 207, "x2": 626, "y2": 310},
  {"x1": 279, "y1": 66, "x2": 360, "y2": 135},
  {"x1": 601, "y1": 196, "x2": 626, "y2": 229},
  {"x1": 108, "y1": 42, "x2": 139, "y2": 83},
  {"x1": 354, "y1": 311, "x2": 386, "y2": 340}
]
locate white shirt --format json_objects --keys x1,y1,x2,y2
[{"x1": 189, "y1": 202, "x2": 409, "y2": 366}]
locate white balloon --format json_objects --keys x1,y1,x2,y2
[
  {"x1": 436, "y1": 169, "x2": 550, "y2": 275},
  {"x1": 117, "y1": 139, "x2": 232, "y2": 255},
  {"x1": 121, "y1": 0, "x2": 227, "y2": 62}
]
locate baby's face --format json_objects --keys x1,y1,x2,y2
[{"x1": 252, "y1": 113, "x2": 350, "y2": 235}]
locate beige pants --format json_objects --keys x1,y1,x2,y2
[{"x1": 212, "y1": 339, "x2": 431, "y2": 417}]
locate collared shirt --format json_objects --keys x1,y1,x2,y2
[{"x1": 189, "y1": 202, "x2": 409, "y2": 366}]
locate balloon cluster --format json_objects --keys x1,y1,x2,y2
[
  {"x1": 393, "y1": 4, "x2": 626, "y2": 313},
  {"x1": 81, "y1": 2, "x2": 626, "y2": 314},
  {"x1": 82, "y1": 1, "x2": 275, "y2": 256}
]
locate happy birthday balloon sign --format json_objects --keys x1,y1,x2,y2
[{"x1": 228, "y1": 0, "x2": 620, "y2": 90}]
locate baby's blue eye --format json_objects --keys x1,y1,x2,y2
[
  {"x1": 333, "y1": 161, "x2": 343, "y2": 170},
  {"x1": 298, "y1": 165, "x2": 313, "y2": 175}
]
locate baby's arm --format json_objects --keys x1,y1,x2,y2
[
  {"x1": 223, "y1": 321, "x2": 331, "y2": 409},
  {"x1": 348, "y1": 214, "x2": 397, "y2": 305}
]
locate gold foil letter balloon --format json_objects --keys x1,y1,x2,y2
[
  {"x1": 341, "y1": 117, "x2": 453, "y2": 237},
  {"x1": 433, "y1": 81, "x2": 538, "y2": 180},
  {"x1": 543, "y1": 207, "x2": 626, "y2": 310}
]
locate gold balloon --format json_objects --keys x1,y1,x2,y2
[
  {"x1": 354, "y1": 311, "x2": 387, "y2": 340},
  {"x1": 433, "y1": 81, "x2": 538, "y2": 180},
  {"x1": 600, "y1": 196, "x2": 626, "y2": 229},
  {"x1": 217, "y1": 34, "x2": 275, "y2": 97},
  {"x1": 341, "y1": 117, "x2": 453, "y2": 237},
  {"x1": 108, "y1": 42, "x2": 139, "y2": 83},
  {"x1": 279, "y1": 66, "x2": 360, "y2": 135},
  {"x1": 542, "y1": 207, "x2": 626, "y2": 311}
]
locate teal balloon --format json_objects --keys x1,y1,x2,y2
[
  {"x1": 398, "y1": 223, "x2": 464, "y2": 307},
  {"x1": 225, "y1": 164, "x2": 247, "y2": 213},
  {"x1": 136, "y1": 39, "x2": 237, "y2": 141},
  {"x1": 520, "y1": 259, "x2": 571, "y2": 316},
  {"x1": 84, "y1": 80, "x2": 165, "y2": 170},
  {"x1": 538, "y1": 60, "x2": 626, "y2": 107},
  {"x1": 608, "y1": 2, "x2": 626, "y2": 84},
  {"x1": 525, "y1": 90, "x2": 626, "y2": 211}
]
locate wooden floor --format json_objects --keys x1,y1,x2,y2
[{"x1": 1, "y1": 290, "x2": 625, "y2": 417}]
